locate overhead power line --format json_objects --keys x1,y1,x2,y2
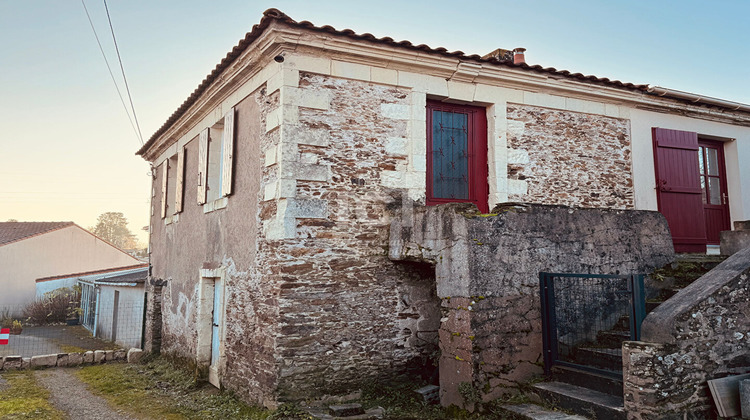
[
  {"x1": 81, "y1": 0, "x2": 142, "y2": 145},
  {"x1": 103, "y1": 0, "x2": 144, "y2": 145}
]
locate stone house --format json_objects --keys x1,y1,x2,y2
[{"x1": 137, "y1": 9, "x2": 750, "y2": 410}]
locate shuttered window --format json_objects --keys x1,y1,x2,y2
[
  {"x1": 175, "y1": 147, "x2": 185, "y2": 213},
  {"x1": 426, "y1": 101, "x2": 489, "y2": 213},
  {"x1": 221, "y1": 108, "x2": 235, "y2": 197},
  {"x1": 198, "y1": 107, "x2": 236, "y2": 205},
  {"x1": 197, "y1": 128, "x2": 209, "y2": 205},
  {"x1": 160, "y1": 161, "x2": 168, "y2": 219}
]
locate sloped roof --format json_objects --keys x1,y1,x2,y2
[
  {"x1": 0, "y1": 222, "x2": 75, "y2": 247},
  {"x1": 36, "y1": 263, "x2": 148, "y2": 282},
  {"x1": 137, "y1": 8, "x2": 750, "y2": 157},
  {"x1": 95, "y1": 267, "x2": 148, "y2": 285}
]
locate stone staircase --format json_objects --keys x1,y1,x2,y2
[{"x1": 500, "y1": 254, "x2": 726, "y2": 419}]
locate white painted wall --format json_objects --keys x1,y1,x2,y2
[
  {"x1": 630, "y1": 108, "x2": 750, "y2": 221},
  {"x1": 0, "y1": 225, "x2": 139, "y2": 307},
  {"x1": 95, "y1": 285, "x2": 145, "y2": 349}
]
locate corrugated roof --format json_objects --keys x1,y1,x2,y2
[
  {"x1": 0, "y1": 222, "x2": 75, "y2": 247},
  {"x1": 95, "y1": 267, "x2": 148, "y2": 285},
  {"x1": 137, "y1": 8, "x2": 747, "y2": 157},
  {"x1": 36, "y1": 263, "x2": 149, "y2": 282}
]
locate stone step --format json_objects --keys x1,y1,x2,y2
[
  {"x1": 550, "y1": 365, "x2": 622, "y2": 397},
  {"x1": 329, "y1": 403, "x2": 365, "y2": 417},
  {"x1": 573, "y1": 347, "x2": 622, "y2": 371},
  {"x1": 595, "y1": 330, "x2": 631, "y2": 348},
  {"x1": 646, "y1": 300, "x2": 661, "y2": 313},
  {"x1": 308, "y1": 405, "x2": 385, "y2": 420},
  {"x1": 499, "y1": 403, "x2": 588, "y2": 419},
  {"x1": 533, "y1": 382, "x2": 625, "y2": 420}
]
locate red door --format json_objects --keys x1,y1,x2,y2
[
  {"x1": 698, "y1": 140, "x2": 731, "y2": 245},
  {"x1": 652, "y1": 128, "x2": 707, "y2": 253}
]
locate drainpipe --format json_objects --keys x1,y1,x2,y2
[{"x1": 647, "y1": 86, "x2": 750, "y2": 112}]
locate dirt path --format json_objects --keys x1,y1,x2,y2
[{"x1": 35, "y1": 368, "x2": 135, "y2": 420}]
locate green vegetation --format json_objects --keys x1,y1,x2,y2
[
  {"x1": 22, "y1": 286, "x2": 81, "y2": 325},
  {"x1": 355, "y1": 379, "x2": 529, "y2": 419},
  {"x1": 75, "y1": 358, "x2": 271, "y2": 420},
  {"x1": 0, "y1": 371, "x2": 65, "y2": 419}
]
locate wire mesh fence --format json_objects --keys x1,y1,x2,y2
[
  {"x1": 1, "y1": 296, "x2": 144, "y2": 358},
  {"x1": 540, "y1": 272, "x2": 645, "y2": 377}
]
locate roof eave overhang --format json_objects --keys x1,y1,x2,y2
[
  {"x1": 139, "y1": 15, "x2": 750, "y2": 159},
  {"x1": 138, "y1": 23, "x2": 294, "y2": 161}
]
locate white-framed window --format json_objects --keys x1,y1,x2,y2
[
  {"x1": 160, "y1": 148, "x2": 185, "y2": 220},
  {"x1": 198, "y1": 108, "x2": 235, "y2": 207}
]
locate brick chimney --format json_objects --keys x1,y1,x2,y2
[
  {"x1": 513, "y1": 48, "x2": 526, "y2": 65},
  {"x1": 481, "y1": 48, "x2": 514, "y2": 62}
]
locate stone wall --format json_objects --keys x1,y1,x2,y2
[
  {"x1": 506, "y1": 104, "x2": 634, "y2": 209},
  {"x1": 143, "y1": 278, "x2": 163, "y2": 354},
  {"x1": 263, "y1": 73, "x2": 441, "y2": 399},
  {"x1": 720, "y1": 220, "x2": 750, "y2": 256},
  {"x1": 390, "y1": 202, "x2": 674, "y2": 407},
  {"x1": 623, "y1": 246, "x2": 750, "y2": 419},
  {"x1": 149, "y1": 86, "x2": 279, "y2": 406}
]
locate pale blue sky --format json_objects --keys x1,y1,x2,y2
[{"x1": 1, "y1": 0, "x2": 748, "y2": 244}]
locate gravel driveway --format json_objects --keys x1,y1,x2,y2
[
  {"x1": 35, "y1": 368, "x2": 135, "y2": 420},
  {"x1": 1, "y1": 325, "x2": 117, "y2": 358}
]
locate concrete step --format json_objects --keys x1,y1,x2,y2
[
  {"x1": 573, "y1": 347, "x2": 622, "y2": 371},
  {"x1": 499, "y1": 403, "x2": 588, "y2": 419},
  {"x1": 550, "y1": 366, "x2": 622, "y2": 397},
  {"x1": 533, "y1": 381, "x2": 625, "y2": 420},
  {"x1": 595, "y1": 330, "x2": 631, "y2": 348}
]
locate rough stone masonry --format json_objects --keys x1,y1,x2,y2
[{"x1": 390, "y1": 202, "x2": 674, "y2": 408}]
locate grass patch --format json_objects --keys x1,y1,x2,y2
[
  {"x1": 75, "y1": 358, "x2": 271, "y2": 419},
  {"x1": 56, "y1": 344, "x2": 88, "y2": 353},
  {"x1": 353, "y1": 378, "x2": 553, "y2": 419},
  {"x1": 0, "y1": 371, "x2": 65, "y2": 419}
]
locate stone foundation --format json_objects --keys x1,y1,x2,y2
[{"x1": 0, "y1": 348, "x2": 134, "y2": 371}]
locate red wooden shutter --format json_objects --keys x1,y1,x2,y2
[
  {"x1": 197, "y1": 128, "x2": 209, "y2": 205},
  {"x1": 652, "y1": 128, "x2": 706, "y2": 253},
  {"x1": 221, "y1": 108, "x2": 235, "y2": 197}
]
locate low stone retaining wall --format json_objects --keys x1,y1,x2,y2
[
  {"x1": 624, "y1": 246, "x2": 750, "y2": 419},
  {"x1": 389, "y1": 202, "x2": 674, "y2": 408},
  {"x1": 0, "y1": 348, "x2": 145, "y2": 371}
]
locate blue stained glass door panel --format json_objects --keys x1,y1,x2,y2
[{"x1": 431, "y1": 110, "x2": 469, "y2": 199}]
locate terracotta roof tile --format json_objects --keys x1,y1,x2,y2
[
  {"x1": 0, "y1": 222, "x2": 75, "y2": 247},
  {"x1": 136, "y1": 8, "x2": 746, "y2": 156}
]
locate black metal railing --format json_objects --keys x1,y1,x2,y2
[{"x1": 539, "y1": 272, "x2": 645, "y2": 378}]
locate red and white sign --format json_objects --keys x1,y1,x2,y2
[{"x1": 0, "y1": 328, "x2": 9, "y2": 345}]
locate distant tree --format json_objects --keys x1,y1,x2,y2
[
  {"x1": 6, "y1": 219, "x2": 18, "y2": 222},
  {"x1": 91, "y1": 212, "x2": 138, "y2": 250}
]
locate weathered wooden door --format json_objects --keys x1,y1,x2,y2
[
  {"x1": 208, "y1": 278, "x2": 224, "y2": 388},
  {"x1": 652, "y1": 128, "x2": 707, "y2": 253},
  {"x1": 698, "y1": 140, "x2": 731, "y2": 245}
]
